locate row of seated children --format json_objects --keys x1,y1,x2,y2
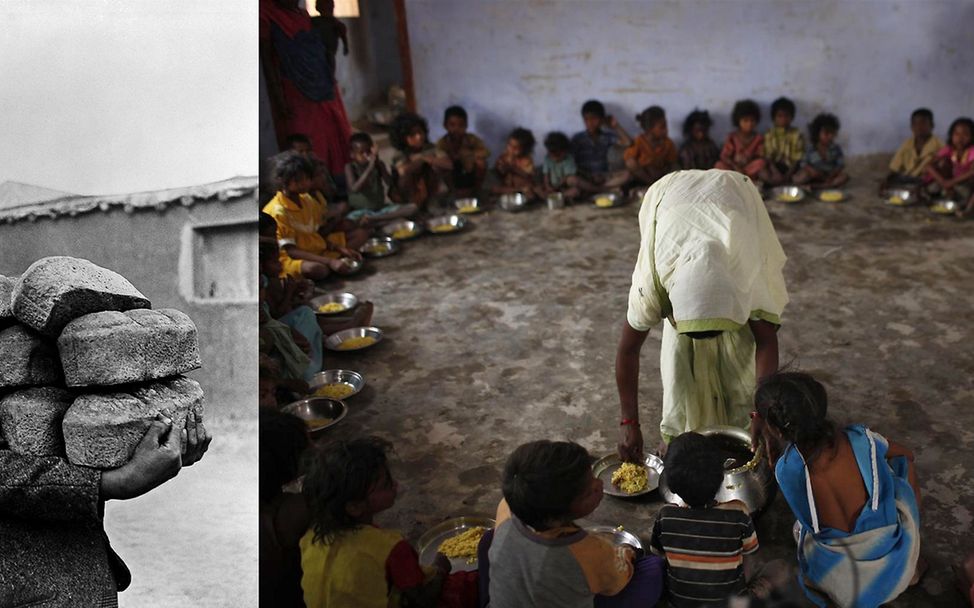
[
  {"x1": 261, "y1": 370, "x2": 928, "y2": 607},
  {"x1": 882, "y1": 112, "x2": 974, "y2": 217}
]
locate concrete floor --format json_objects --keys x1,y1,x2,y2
[{"x1": 316, "y1": 158, "x2": 974, "y2": 607}]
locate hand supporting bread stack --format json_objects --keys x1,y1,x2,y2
[{"x1": 0, "y1": 256, "x2": 204, "y2": 471}]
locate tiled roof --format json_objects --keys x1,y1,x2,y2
[{"x1": 0, "y1": 176, "x2": 258, "y2": 224}]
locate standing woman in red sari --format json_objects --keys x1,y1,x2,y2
[{"x1": 260, "y1": 0, "x2": 352, "y2": 179}]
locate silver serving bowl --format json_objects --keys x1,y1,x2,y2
[
  {"x1": 334, "y1": 257, "x2": 363, "y2": 275},
  {"x1": 659, "y1": 426, "x2": 775, "y2": 514},
  {"x1": 324, "y1": 326, "x2": 384, "y2": 352},
  {"x1": 585, "y1": 526, "x2": 643, "y2": 551},
  {"x1": 426, "y1": 214, "x2": 467, "y2": 234},
  {"x1": 310, "y1": 292, "x2": 358, "y2": 316},
  {"x1": 382, "y1": 220, "x2": 423, "y2": 240},
  {"x1": 768, "y1": 185, "x2": 806, "y2": 203},
  {"x1": 360, "y1": 236, "x2": 400, "y2": 258},
  {"x1": 930, "y1": 199, "x2": 960, "y2": 215},
  {"x1": 883, "y1": 187, "x2": 917, "y2": 206},
  {"x1": 546, "y1": 192, "x2": 565, "y2": 209},
  {"x1": 454, "y1": 197, "x2": 482, "y2": 214},
  {"x1": 282, "y1": 397, "x2": 347, "y2": 433},
  {"x1": 593, "y1": 192, "x2": 622, "y2": 208},
  {"x1": 593, "y1": 453, "x2": 664, "y2": 498},
  {"x1": 816, "y1": 189, "x2": 849, "y2": 203},
  {"x1": 308, "y1": 369, "x2": 365, "y2": 399},
  {"x1": 498, "y1": 192, "x2": 529, "y2": 212}
]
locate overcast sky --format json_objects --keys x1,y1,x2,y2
[{"x1": 0, "y1": 1, "x2": 255, "y2": 195}]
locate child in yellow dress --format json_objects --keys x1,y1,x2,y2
[
  {"x1": 262, "y1": 153, "x2": 362, "y2": 280},
  {"x1": 300, "y1": 437, "x2": 452, "y2": 608}
]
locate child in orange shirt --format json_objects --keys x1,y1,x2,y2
[
  {"x1": 716, "y1": 99, "x2": 767, "y2": 183},
  {"x1": 624, "y1": 106, "x2": 678, "y2": 187},
  {"x1": 491, "y1": 127, "x2": 539, "y2": 198}
]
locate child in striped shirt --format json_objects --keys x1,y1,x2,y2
[{"x1": 651, "y1": 432, "x2": 776, "y2": 607}]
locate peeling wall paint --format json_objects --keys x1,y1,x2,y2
[{"x1": 407, "y1": 0, "x2": 974, "y2": 162}]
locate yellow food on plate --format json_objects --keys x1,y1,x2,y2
[
  {"x1": 595, "y1": 196, "x2": 614, "y2": 207},
  {"x1": 776, "y1": 193, "x2": 801, "y2": 202},
  {"x1": 305, "y1": 417, "x2": 334, "y2": 429},
  {"x1": 392, "y1": 228, "x2": 416, "y2": 239},
  {"x1": 431, "y1": 224, "x2": 457, "y2": 233},
  {"x1": 611, "y1": 462, "x2": 648, "y2": 494},
  {"x1": 366, "y1": 244, "x2": 390, "y2": 255},
  {"x1": 931, "y1": 203, "x2": 953, "y2": 214},
  {"x1": 820, "y1": 190, "x2": 843, "y2": 202},
  {"x1": 337, "y1": 336, "x2": 377, "y2": 350},
  {"x1": 438, "y1": 526, "x2": 485, "y2": 564},
  {"x1": 889, "y1": 195, "x2": 905, "y2": 205},
  {"x1": 314, "y1": 383, "x2": 355, "y2": 399},
  {"x1": 458, "y1": 205, "x2": 479, "y2": 213},
  {"x1": 317, "y1": 302, "x2": 346, "y2": 314}
]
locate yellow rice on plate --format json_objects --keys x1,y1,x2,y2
[
  {"x1": 611, "y1": 462, "x2": 648, "y2": 494},
  {"x1": 337, "y1": 336, "x2": 377, "y2": 350},
  {"x1": 431, "y1": 224, "x2": 457, "y2": 233},
  {"x1": 317, "y1": 302, "x2": 346, "y2": 313},
  {"x1": 595, "y1": 196, "x2": 614, "y2": 208},
  {"x1": 392, "y1": 228, "x2": 416, "y2": 239},
  {"x1": 438, "y1": 526, "x2": 485, "y2": 564},
  {"x1": 314, "y1": 383, "x2": 355, "y2": 399}
]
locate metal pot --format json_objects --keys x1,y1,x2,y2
[{"x1": 659, "y1": 425, "x2": 776, "y2": 514}]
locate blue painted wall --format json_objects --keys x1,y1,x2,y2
[{"x1": 406, "y1": 0, "x2": 974, "y2": 163}]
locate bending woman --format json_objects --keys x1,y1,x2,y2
[
  {"x1": 756, "y1": 372, "x2": 924, "y2": 607},
  {"x1": 616, "y1": 169, "x2": 788, "y2": 459}
]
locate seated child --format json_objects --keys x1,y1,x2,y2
[
  {"x1": 491, "y1": 127, "x2": 539, "y2": 197},
  {"x1": 436, "y1": 105, "x2": 490, "y2": 196},
  {"x1": 652, "y1": 432, "x2": 785, "y2": 607},
  {"x1": 763, "y1": 97, "x2": 805, "y2": 186},
  {"x1": 926, "y1": 116, "x2": 974, "y2": 202},
  {"x1": 715, "y1": 99, "x2": 767, "y2": 182},
  {"x1": 754, "y1": 372, "x2": 924, "y2": 608},
  {"x1": 344, "y1": 133, "x2": 416, "y2": 225},
  {"x1": 262, "y1": 152, "x2": 363, "y2": 281},
  {"x1": 259, "y1": 407, "x2": 311, "y2": 608},
  {"x1": 308, "y1": 159, "x2": 369, "y2": 250},
  {"x1": 793, "y1": 113, "x2": 849, "y2": 188},
  {"x1": 287, "y1": 132, "x2": 341, "y2": 201},
  {"x1": 679, "y1": 109, "x2": 720, "y2": 170},
  {"x1": 883, "y1": 108, "x2": 942, "y2": 191},
  {"x1": 390, "y1": 112, "x2": 452, "y2": 210},
  {"x1": 259, "y1": 234, "x2": 322, "y2": 381},
  {"x1": 624, "y1": 106, "x2": 679, "y2": 187},
  {"x1": 541, "y1": 132, "x2": 591, "y2": 201},
  {"x1": 300, "y1": 436, "x2": 452, "y2": 608},
  {"x1": 259, "y1": 267, "x2": 314, "y2": 383},
  {"x1": 570, "y1": 99, "x2": 633, "y2": 188},
  {"x1": 488, "y1": 440, "x2": 651, "y2": 606}
]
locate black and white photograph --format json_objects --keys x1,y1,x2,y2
[{"x1": 1, "y1": 2, "x2": 257, "y2": 606}]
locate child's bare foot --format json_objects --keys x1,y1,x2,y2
[{"x1": 351, "y1": 300, "x2": 374, "y2": 327}]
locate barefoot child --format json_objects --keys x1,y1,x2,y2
[
  {"x1": 883, "y1": 108, "x2": 942, "y2": 191},
  {"x1": 436, "y1": 105, "x2": 490, "y2": 196},
  {"x1": 262, "y1": 153, "x2": 363, "y2": 281},
  {"x1": 390, "y1": 112, "x2": 452, "y2": 210},
  {"x1": 678, "y1": 109, "x2": 720, "y2": 170},
  {"x1": 754, "y1": 372, "x2": 924, "y2": 608},
  {"x1": 344, "y1": 133, "x2": 416, "y2": 225},
  {"x1": 491, "y1": 127, "x2": 539, "y2": 197},
  {"x1": 624, "y1": 106, "x2": 679, "y2": 187},
  {"x1": 570, "y1": 99, "x2": 633, "y2": 188},
  {"x1": 716, "y1": 99, "x2": 767, "y2": 182},
  {"x1": 541, "y1": 132, "x2": 590, "y2": 202},
  {"x1": 763, "y1": 97, "x2": 805, "y2": 186},
  {"x1": 926, "y1": 116, "x2": 974, "y2": 202},
  {"x1": 794, "y1": 113, "x2": 849, "y2": 189},
  {"x1": 488, "y1": 440, "x2": 659, "y2": 606},
  {"x1": 651, "y1": 432, "x2": 788, "y2": 606},
  {"x1": 300, "y1": 437, "x2": 452, "y2": 607}
]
